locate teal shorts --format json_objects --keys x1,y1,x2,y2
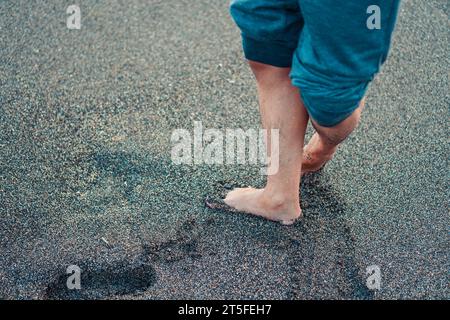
[{"x1": 230, "y1": 0, "x2": 400, "y2": 127}]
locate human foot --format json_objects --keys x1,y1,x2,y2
[
  {"x1": 302, "y1": 133, "x2": 337, "y2": 174},
  {"x1": 222, "y1": 187, "x2": 302, "y2": 225}
]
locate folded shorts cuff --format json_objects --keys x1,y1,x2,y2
[
  {"x1": 304, "y1": 100, "x2": 357, "y2": 127},
  {"x1": 242, "y1": 34, "x2": 295, "y2": 68},
  {"x1": 298, "y1": 89, "x2": 363, "y2": 127}
]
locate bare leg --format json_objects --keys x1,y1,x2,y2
[
  {"x1": 224, "y1": 61, "x2": 309, "y2": 224},
  {"x1": 302, "y1": 99, "x2": 365, "y2": 174}
]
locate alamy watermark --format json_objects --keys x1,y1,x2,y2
[
  {"x1": 171, "y1": 121, "x2": 279, "y2": 175},
  {"x1": 367, "y1": 5, "x2": 381, "y2": 30},
  {"x1": 66, "y1": 264, "x2": 81, "y2": 290},
  {"x1": 67, "y1": 5, "x2": 81, "y2": 30},
  {"x1": 366, "y1": 265, "x2": 381, "y2": 290}
]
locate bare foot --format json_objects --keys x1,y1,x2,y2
[
  {"x1": 224, "y1": 187, "x2": 302, "y2": 225},
  {"x1": 302, "y1": 133, "x2": 337, "y2": 174}
]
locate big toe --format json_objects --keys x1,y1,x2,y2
[{"x1": 225, "y1": 187, "x2": 252, "y2": 198}]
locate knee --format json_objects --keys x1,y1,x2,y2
[
  {"x1": 248, "y1": 60, "x2": 291, "y2": 85},
  {"x1": 312, "y1": 100, "x2": 365, "y2": 146},
  {"x1": 319, "y1": 128, "x2": 348, "y2": 146}
]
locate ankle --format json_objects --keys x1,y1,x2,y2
[{"x1": 261, "y1": 189, "x2": 299, "y2": 211}]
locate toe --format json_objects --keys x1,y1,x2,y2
[{"x1": 226, "y1": 187, "x2": 253, "y2": 198}]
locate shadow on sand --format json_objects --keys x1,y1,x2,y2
[{"x1": 42, "y1": 151, "x2": 373, "y2": 299}]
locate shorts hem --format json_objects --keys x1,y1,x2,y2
[
  {"x1": 242, "y1": 35, "x2": 295, "y2": 68},
  {"x1": 299, "y1": 92, "x2": 361, "y2": 128}
]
